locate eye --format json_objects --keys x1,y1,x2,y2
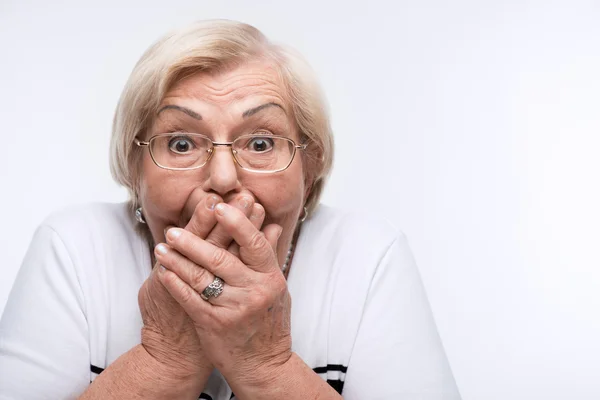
[
  {"x1": 247, "y1": 137, "x2": 274, "y2": 153},
  {"x1": 168, "y1": 136, "x2": 196, "y2": 154}
]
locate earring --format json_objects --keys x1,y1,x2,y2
[
  {"x1": 135, "y1": 207, "x2": 146, "y2": 224},
  {"x1": 299, "y1": 206, "x2": 308, "y2": 222}
]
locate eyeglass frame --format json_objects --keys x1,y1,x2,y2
[{"x1": 134, "y1": 132, "x2": 308, "y2": 174}]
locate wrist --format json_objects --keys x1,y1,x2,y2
[
  {"x1": 141, "y1": 327, "x2": 213, "y2": 382},
  {"x1": 225, "y1": 352, "x2": 296, "y2": 397},
  {"x1": 82, "y1": 345, "x2": 210, "y2": 400},
  {"x1": 225, "y1": 353, "x2": 342, "y2": 400},
  {"x1": 135, "y1": 344, "x2": 208, "y2": 394}
]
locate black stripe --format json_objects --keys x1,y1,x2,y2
[
  {"x1": 312, "y1": 364, "x2": 348, "y2": 374},
  {"x1": 91, "y1": 364, "x2": 342, "y2": 394},
  {"x1": 327, "y1": 379, "x2": 344, "y2": 394},
  {"x1": 230, "y1": 392, "x2": 235, "y2": 399},
  {"x1": 90, "y1": 365, "x2": 104, "y2": 374}
]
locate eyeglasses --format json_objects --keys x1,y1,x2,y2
[{"x1": 135, "y1": 132, "x2": 307, "y2": 173}]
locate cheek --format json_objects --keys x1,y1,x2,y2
[
  {"x1": 139, "y1": 154, "x2": 202, "y2": 222},
  {"x1": 244, "y1": 160, "x2": 306, "y2": 221}
]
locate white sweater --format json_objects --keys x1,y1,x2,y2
[{"x1": 0, "y1": 202, "x2": 460, "y2": 399}]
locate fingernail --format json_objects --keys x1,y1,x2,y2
[
  {"x1": 155, "y1": 243, "x2": 168, "y2": 255},
  {"x1": 250, "y1": 204, "x2": 264, "y2": 219},
  {"x1": 159, "y1": 265, "x2": 166, "y2": 272},
  {"x1": 206, "y1": 195, "x2": 219, "y2": 210},
  {"x1": 167, "y1": 228, "x2": 182, "y2": 240},
  {"x1": 163, "y1": 225, "x2": 175, "y2": 238},
  {"x1": 215, "y1": 203, "x2": 227, "y2": 215},
  {"x1": 277, "y1": 227, "x2": 283, "y2": 239},
  {"x1": 239, "y1": 196, "x2": 252, "y2": 209}
]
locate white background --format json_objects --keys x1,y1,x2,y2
[{"x1": 1, "y1": 1, "x2": 599, "y2": 399}]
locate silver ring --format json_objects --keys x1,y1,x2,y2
[{"x1": 200, "y1": 276, "x2": 224, "y2": 301}]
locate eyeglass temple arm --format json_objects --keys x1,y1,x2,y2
[{"x1": 134, "y1": 138, "x2": 149, "y2": 146}]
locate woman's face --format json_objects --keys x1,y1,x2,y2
[{"x1": 138, "y1": 59, "x2": 308, "y2": 265}]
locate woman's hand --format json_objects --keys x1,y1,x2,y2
[
  {"x1": 155, "y1": 202, "x2": 292, "y2": 391},
  {"x1": 138, "y1": 193, "x2": 264, "y2": 388}
]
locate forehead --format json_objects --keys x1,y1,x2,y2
[{"x1": 162, "y1": 59, "x2": 290, "y2": 115}]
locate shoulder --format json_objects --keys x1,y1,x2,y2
[
  {"x1": 294, "y1": 203, "x2": 410, "y2": 290},
  {"x1": 41, "y1": 202, "x2": 136, "y2": 242},
  {"x1": 302, "y1": 204, "x2": 404, "y2": 257},
  {"x1": 288, "y1": 205, "x2": 417, "y2": 372},
  {"x1": 37, "y1": 202, "x2": 144, "y2": 269}
]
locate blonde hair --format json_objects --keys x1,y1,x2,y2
[{"x1": 110, "y1": 19, "x2": 333, "y2": 217}]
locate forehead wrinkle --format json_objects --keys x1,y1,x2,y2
[
  {"x1": 194, "y1": 80, "x2": 285, "y2": 105},
  {"x1": 159, "y1": 63, "x2": 297, "y2": 138},
  {"x1": 166, "y1": 84, "x2": 290, "y2": 118},
  {"x1": 203, "y1": 64, "x2": 282, "y2": 90},
  {"x1": 167, "y1": 64, "x2": 288, "y2": 108}
]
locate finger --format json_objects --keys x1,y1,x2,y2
[
  {"x1": 242, "y1": 223, "x2": 282, "y2": 272},
  {"x1": 227, "y1": 203, "x2": 265, "y2": 258},
  {"x1": 262, "y1": 223, "x2": 282, "y2": 254},
  {"x1": 205, "y1": 194, "x2": 254, "y2": 249},
  {"x1": 141, "y1": 261, "x2": 181, "y2": 312},
  {"x1": 156, "y1": 264, "x2": 214, "y2": 325},
  {"x1": 184, "y1": 194, "x2": 222, "y2": 239},
  {"x1": 155, "y1": 243, "x2": 228, "y2": 306},
  {"x1": 214, "y1": 203, "x2": 280, "y2": 272},
  {"x1": 166, "y1": 227, "x2": 252, "y2": 286}
]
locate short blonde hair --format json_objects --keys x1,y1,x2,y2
[{"x1": 110, "y1": 19, "x2": 333, "y2": 217}]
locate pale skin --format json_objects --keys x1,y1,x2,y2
[{"x1": 80, "y1": 60, "x2": 341, "y2": 399}]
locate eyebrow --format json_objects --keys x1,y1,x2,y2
[
  {"x1": 157, "y1": 105, "x2": 202, "y2": 120},
  {"x1": 242, "y1": 102, "x2": 285, "y2": 118}
]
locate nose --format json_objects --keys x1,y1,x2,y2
[{"x1": 202, "y1": 146, "x2": 242, "y2": 196}]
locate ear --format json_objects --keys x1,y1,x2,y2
[{"x1": 303, "y1": 175, "x2": 314, "y2": 204}]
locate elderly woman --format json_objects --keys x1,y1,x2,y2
[{"x1": 0, "y1": 20, "x2": 460, "y2": 399}]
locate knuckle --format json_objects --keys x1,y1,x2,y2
[
  {"x1": 237, "y1": 301, "x2": 250, "y2": 317},
  {"x1": 247, "y1": 230, "x2": 266, "y2": 251},
  {"x1": 178, "y1": 285, "x2": 195, "y2": 305},
  {"x1": 161, "y1": 268, "x2": 177, "y2": 286},
  {"x1": 251, "y1": 287, "x2": 272, "y2": 309},
  {"x1": 209, "y1": 247, "x2": 229, "y2": 268},
  {"x1": 272, "y1": 275, "x2": 287, "y2": 293},
  {"x1": 266, "y1": 274, "x2": 288, "y2": 298},
  {"x1": 276, "y1": 281, "x2": 289, "y2": 298},
  {"x1": 190, "y1": 267, "x2": 209, "y2": 291},
  {"x1": 187, "y1": 219, "x2": 203, "y2": 237}
]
